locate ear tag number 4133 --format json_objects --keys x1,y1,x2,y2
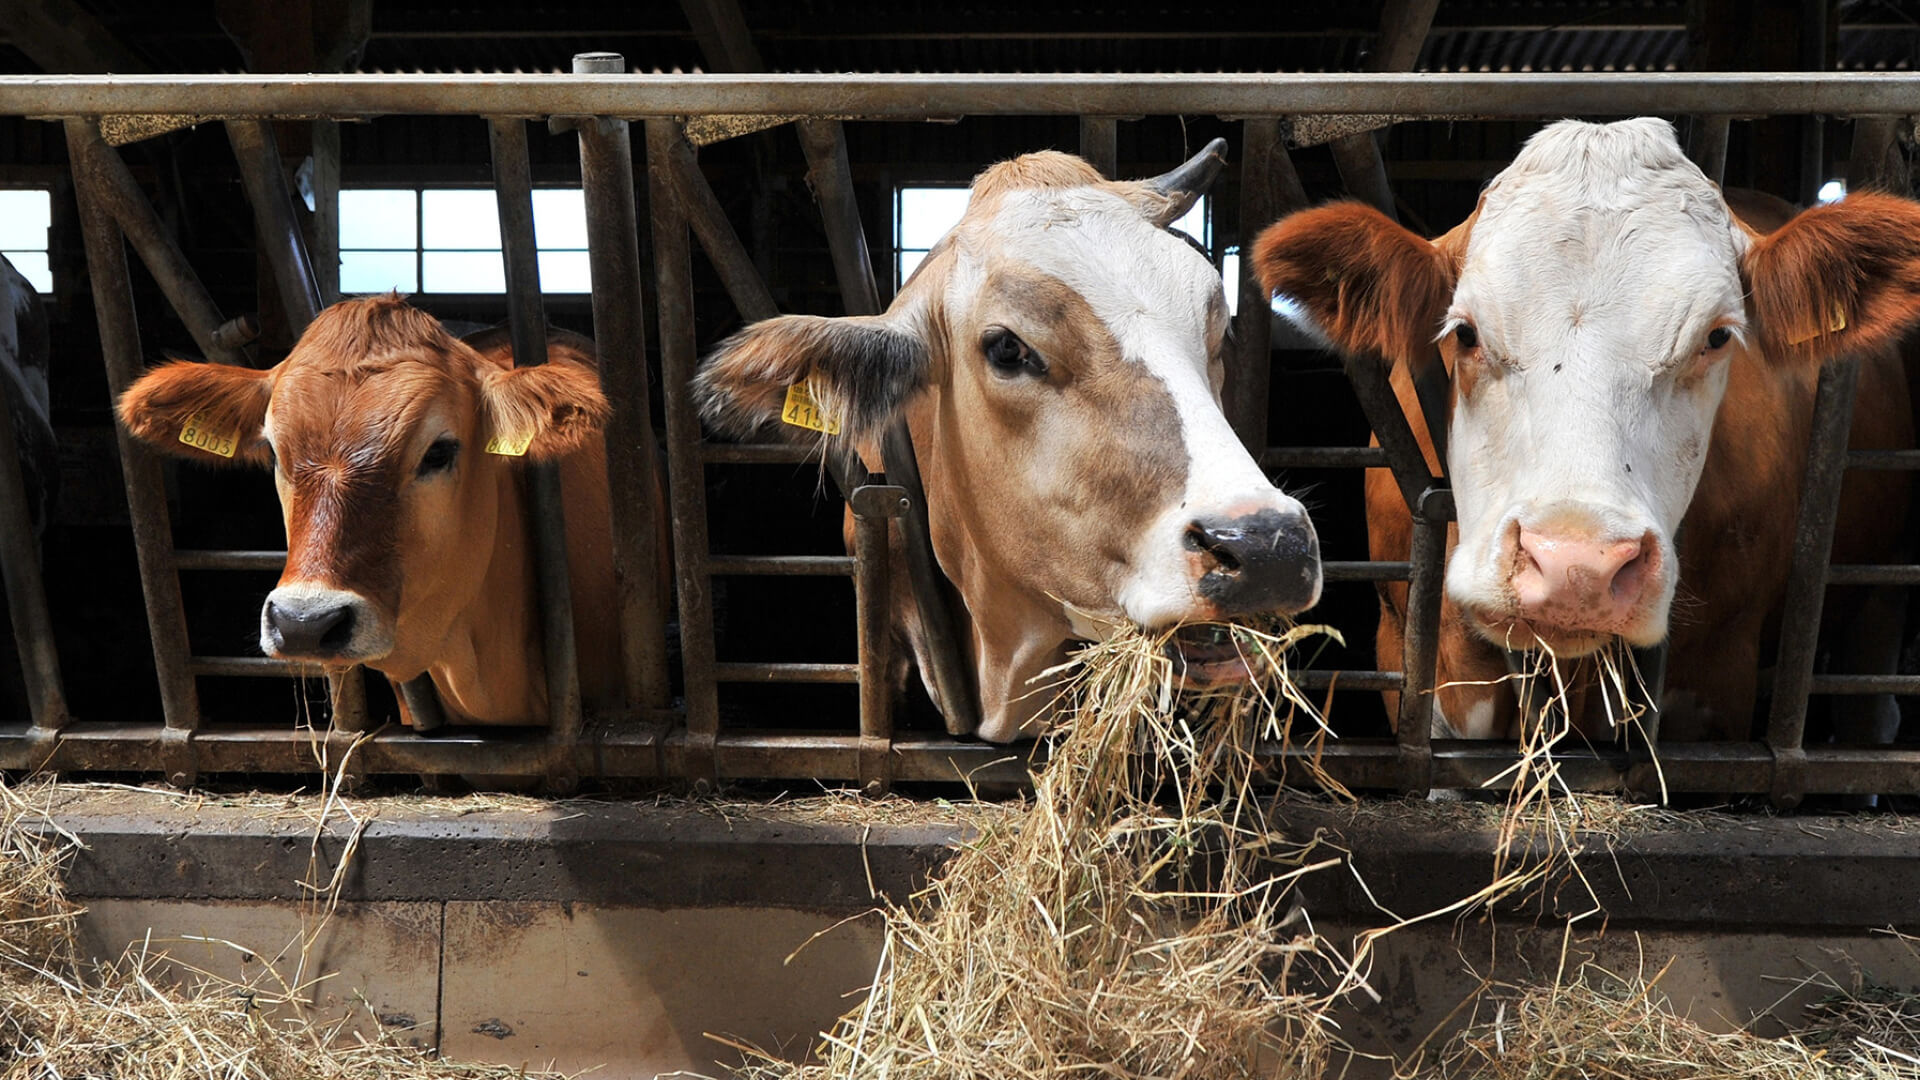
[{"x1": 782, "y1": 382, "x2": 843, "y2": 436}]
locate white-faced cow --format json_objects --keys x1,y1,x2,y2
[
  {"x1": 1256, "y1": 117, "x2": 1920, "y2": 743},
  {"x1": 698, "y1": 144, "x2": 1323, "y2": 742},
  {"x1": 117, "y1": 296, "x2": 622, "y2": 726}
]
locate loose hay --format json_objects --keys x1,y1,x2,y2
[
  {"x1": 730, "y1": 619, "x2": 1356, "y2": 1080},
  {"x1": 0, "y1": 781, "x2": 564, "y2": 1080}
]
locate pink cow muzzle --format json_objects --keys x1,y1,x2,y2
[{"x1": 1507, "y1": 526, "x2": 1661, "y2": 639}]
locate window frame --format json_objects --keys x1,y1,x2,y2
[
  {"x1": 336, "y1": 183, "x2": 594, "y2": 301},
  {"x1": 0, "y1": 186, "x2": 55, "y2": 296}
]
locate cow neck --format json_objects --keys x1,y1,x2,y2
[{"x1": 419, "y1": 461, "x2": 545, "y2": 725}]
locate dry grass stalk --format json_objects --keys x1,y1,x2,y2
[{"x1": 728, "y1": 619, "x2": 1353, "y2": 1080}]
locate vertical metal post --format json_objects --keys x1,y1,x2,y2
[
  {"x1": 326, "y1": 667, "x2": 370, "y2": 733},
  {"x1": 1227, "y1": 119, "x2": 1307, "y2": 452},
  {"x1": 1689, "y1": 115, "x2": 1732, "y2": 185},
  {"x1": 647, "y1": 118, "x2": 720, "y2": 788},
  {"x1": 311, "y1": 119, "x2": 342, "y2": 305},
  {"x1": 0, "y1": 367, "x2": 67, "y2": 735},
  {"x1": 489, "y1": 116, "x2": 585, "y2": 790},
  {"x1": 1079, "y1": 117, "x2": 1117, "y2": 177},
  {"x1": 851, "y1": 484, "x2": 906, "y2": 796},
  {"x1": 66, "y1": 119, "x2": 201, "y2": 786},
  {"x1": 661, "y1": 130, "x2": 780, "y2": 322},
  {"x1": 225, "y1": 119, "x2": 324, "y2": 335},
  {"x1": 573, "y1": 51, "x2": 672, "y2": 716},
  {"x1": 1764, "y1": 353, "x2": 1863, "y2": 809}
]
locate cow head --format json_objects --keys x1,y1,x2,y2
[
  {"x1": 117, "y1": 296, "x2": 608, "y2": 681},
  {"x1": 697, "y1": 143, "x2": 1322, "y2": 740},
  {"x1": 1257, "y1": 116, "x2": 1920, "y2": 657}
]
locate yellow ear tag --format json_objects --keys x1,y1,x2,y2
[
  {"x1": 781, "y1": 382, "x2": 843, "y2": 436},
  {"x1": 178, "y1": 411, "x2": 238, "y2": 459},
  {"x1": 485, "y1": 431, "x2": 535, "y2": 457},
  {"x1": 1787, "y1": 302, "x2": 1849, "y2": 347}
]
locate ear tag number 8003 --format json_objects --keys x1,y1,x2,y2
[{"x1": 178, "y1": 411, "x2": 238, "y2": 459}]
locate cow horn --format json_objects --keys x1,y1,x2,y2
[{"x1": 1143, "y1": 137, "x2": 1229, "y2": 226}]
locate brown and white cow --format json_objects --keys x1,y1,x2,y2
[
  {"x1": 1255, "y1": 117, "x2": 1920, "y2": 743},
  {"x1": 698, "y1": 143, "x2": 1323, "y2": 742},
  {"x1": 117, "y1": 296, "x2": 621, "y2": 726}
]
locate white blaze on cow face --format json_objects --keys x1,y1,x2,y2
[{"x1": 1442, "y1": 118, "x2": 1749, "y2": 654}]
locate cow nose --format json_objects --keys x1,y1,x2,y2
[
  {"x1": 1187, "y1": 507, "x2": 1322, "y2": 616},
  {"x1": 1511, "y1": 528, "x2": 1654, "y2": 630},
  {"x1": 264, "y1": 599, "x2": 357, "y2": 657}
]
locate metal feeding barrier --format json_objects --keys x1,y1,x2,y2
[{"x1": 0, "y1": 68, "x2": 1918, "y2": 804}]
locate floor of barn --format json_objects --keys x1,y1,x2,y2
[{"x1": 38, "y1": 787, "x2": 1920, "y2": 1079}]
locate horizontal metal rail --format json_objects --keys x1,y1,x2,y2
[
  {"x1": 10, "y1": 72, "x2": 1920, "y2": 119},
  {"x1": 708, "y1": 555, "x2": 856, "y2": 576}
]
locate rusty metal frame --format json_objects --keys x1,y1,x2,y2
[{"x1": 1, "y1": 71, "x2": 1915, "y2": 798}]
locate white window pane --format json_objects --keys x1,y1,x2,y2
[
  {"x1": 340, "y1": 250, "x2": 417, "y2": 293},
  {"x1": 1220, "y1": 251, "x2": 1239, "y2": 316},
  {"x1": 897, "y1": 188, "x2": 970, "y2": 250},
  {"x1": 537, "y1": 250, "x2": 592, "y2": 293},
  {"x1": 423, "y1": 190, "x2": 501, "y2": 250},
  {"x1": 533, "y1": 189, "x2": 588, "y2": 249},
  {"x1": 339, "y1": 189, "x2": 417, "y2": 250},
  {"x1": 0, "y1": 191, "x2": 50, "y2": 252},
  {"x1": 898, "y1": 249, "x2": 928, "y2": 287},
  {"x1": 424, "y1": 250, "x2": 505, "y2": 293},
  {"x1": 1170, "y1": 196, "x2": 1208, "y2": 250},
  {"x1": 3, "y1": 251, "x2": 50, "y2": 294}
]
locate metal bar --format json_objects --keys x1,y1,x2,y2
[
  {"x1": 1846, "y1": 450, "x2": 1920, "y2": 469},
  {"x1": 1764, "y1": 353, "x2": 1864, "y2": 810},
  {"x1": 399, "y1": 675, "x2": 447, "y2": 733},
  {"x1": 1687, "y1": 115, "x2": 1731, "y2": 185},
  {"x1": 311, "y1": 120, "x2": 341, "y2": 305},
  {"x1": 574, "y1": 50, "x2": 672, "y2": 717},
  {"x1": 0, "y1": 354, "x2": 67, "y2": 733},
  {"x1": 224, "y1": 119, "x2": 323, "y2": 335},
  {"x1": 65, "y1": 121, "x2": 246, "y2": 365},
  {"x1": 1343, "y1": 352, "x2": 1443, "y2": 519},
  {"x1": 490, "y1": 116, "x2": 585, "y2": 790},
  {"x1": 707, "y1": 555, "x2": 855, "y2": 576},
  {"x1": 648, "y1": 118, "x2": 721, "y2": 788},
  {"x1": 1078, "y1": 116, "x2": 1117, "y2": 177},
  {"x1": 327, "y1": 667, "x2": 370, "y2": 733},
  {"x1": 1296, "y1": 669, "x2": 1404, "y2": 692},
  {"x1": 172, "y1": 549, "x2": 286, "y2": 571},
  {"x1": 1809, "y1": 673, "x2": 1920, "y2": 694},
  {"x1": 1324, "y1": 560, "x2": 1408, "y2": 582},
  {"x1": 188, "y1": 655, "x2": 314, "y2": 677},
  {"x1": 701, "y1": 441, "x2": 818, "y2": 465},
  {"x1": 1395, "y1": 506, "x2": 1446, "y2": 795},
  {"x1": 19, "y1": 72, "x2": 1920, "y2": 119},
  {"x1": 713, "y1": 662, "x2": 860, "y2": 684},
  {"x1": 796, "y1": 119, "x2": 882, "y2": 317},
  {"x1": 1825, "y1": 564, "x2": 1920, "y2": 585},
  {"x1": 660, "y1": 126, "x2": 780, "y2": 321},
  {"x1": 1226, "y1": 120, "x2": 1296, "y2": 449},
  {"x1": 1260, "y1": 446, "x2": 1391, "y2": 469},
  {"x1": 851, "y1": 484, "x2": 907, "y2": 794},
  {"x1": 66, "y1": 119, "x2": 201, "y2": 787},
  {"x1": 1848, "y1": 115, "x2": 1904, "y2": 191}
]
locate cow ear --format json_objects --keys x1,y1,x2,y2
[
  {"x1": 1252, "y1": 202, "x2": 1453, "y2": 370},
  {"x1": 116, "y1": 360, "x2": 273, "y2": 466},
  {"x1": 1746, "y1": 192, "x2": 1920, "y2": 363},
  {"x1": 694, "y1": 313, "x2": 929, "y2": 442},
  {"x1": 479, "y1": 357, "x2": 611, "y2": 460}
]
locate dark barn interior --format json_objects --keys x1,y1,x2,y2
[{"x1": 2, "y1": 0, "x2": 1920, "y2": 788}]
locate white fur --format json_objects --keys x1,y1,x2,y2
[
  {"x1": 968, "y1": 187, "x2": 1317, "y2": 629},
  {"x1": 1442, "y1": 118, "x2": 1748, "y2": 648}
]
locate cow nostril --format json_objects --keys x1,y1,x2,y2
[
  {"x1": 319, "y1": 607, "x2": 356, "y2": 649},
  {"x1": 1186, "y1": 523, "x2": 1242, "y2": 573}
]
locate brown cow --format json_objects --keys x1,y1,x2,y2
[
  {"x1": 117, "y1": 295, "x2": 620, "y2": 726},
  {"x1": 1255, "y1": 117, "x2": 1920, "y2": 744},
  {"x1": 697, "y1": 143, "x2": 1323, "y2": 742}
]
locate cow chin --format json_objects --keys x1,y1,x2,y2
[
  {"x1": 1464, "y1": 609, "x2": 1669, "y2": 660},
  {"x1": 259, "y1": 582, "x2": 396, "y2": 666}
]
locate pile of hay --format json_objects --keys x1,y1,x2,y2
[
  {"x1": 1421, "y1": 961, "x2": 1920, "y2": 1079},
  {"x1": 0, "y1": 782, "x2": 560, "y2": 1080},
  {"x1": 733, "y1": 620, "x2": 1356, "y2": 1080}
]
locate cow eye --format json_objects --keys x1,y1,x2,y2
[
  {"x1": 1454, "y1": 323, "x2": 1480, "y2": 350},
  {"x1": 1706, "y1": 326, "x2": 1733, "y2": 350},
  {"x1": 417, "y1": 437, "x2": 460, "y2": 478},
  {"x1": 983, "y1": 328, "x2": 1046, "y2": 377}
]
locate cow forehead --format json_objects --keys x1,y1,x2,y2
[{"x1": 266, "y1": 358, "x2": 469, "y2": 462}]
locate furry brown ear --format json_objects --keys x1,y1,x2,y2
[
  {"x1": 116, "y1": 360, "x2": 273, "y2": 466},
  {"x1": 693, "y1": 314, "x2": 929, "y2": 442},
  {"x1": 1252, "y1": 202, "x2": 1454, "y2": 370},
  {"x1": 480, "y1": 357, "x2": 611, "y2": 460},
  {"x1": 1746, "y1": 192, "x2": 1920, "y2": 363}
]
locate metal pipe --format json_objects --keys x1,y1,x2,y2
[
  {"x1": 1847, "y1": 115, "x2": 1903, "y2": 191},
  {"x1": 1324, "y1": 560, "x2": 1409, "y2": 582},
  {"x1": 1825, "y1": 564, "x2": 1920, "y2": 586},
  {"x1": 1688, "y1": 115, "x2": 1732, "y2": 185},
  {"x1": 1226, "y1": 120, "x2": 1289, "y2": 450},
  {"x1": 713, "y1": 662, "x2": 860, "y2": 684},
  {"x1": 1260, "y1": 446, "x2": 1390, "y2": 469},
  {"x1": 224, "y1": 119, "x2": 324, "y2": 335},
  {"x1": 852, "y1": 484, "x2": 906, "y2": 795},
  {"x1": 172, "y1": 549, "x2": 286, "y2": 571},
  {"x1": 489, "y1": 116, "x2": 586, "y2": 789},
  {"x1": 1343, "y1": 352, "x2": 1442, "y2": 517},
  {"x1": 574, "y1": 51, "x2": 672, "y2": 716},
  {"x1": 0, "y1": 354, "x2": 67, "y2": 733},
  {"x1": 647, "y1": 118, "x2": 721, "y2": 787},
  {"x1": 1078, "y1": 116, "x2": 1117, "y2": 177},
  {"x1": 660, "y1": 128, "x2": 780, "y2": 321},
  {"x1": 796, "y1": 119, "x2": 882, "y2": 316},
  {"x1": 18, "y1": 72, "x2": 1920, "y2": 119},
  {"x1": 1763, "y1": 352, "x2": 1863, "y2": 810},
  {"x1": 707, "y1": 555, "x2": 855, "y2": 576},
  {"x1": 66, "y1": 119, "x2": 201, "y2": 787},
  {"x1": 327, "y1": 667, "x2": 370, "y2": 733},
  {"x1": 399, "y1": 674, "x2": 447, "y2": 733},
  {"x1": 66, "y1": 121, "x2": 247, "y2": 365},
  {"x1": 1396, "y1": 504, "x2": 1445, "y2": 796}
]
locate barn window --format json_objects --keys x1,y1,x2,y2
[
  {"x1": 892, "y1": 185, "x2": 1214, "y2": 300},
  {"x1": 338, "y1": 188, "x2": 591, "y2": 295},
  {"x1": 0, "y1": 189, "x2": 53, "y2": 294}
]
